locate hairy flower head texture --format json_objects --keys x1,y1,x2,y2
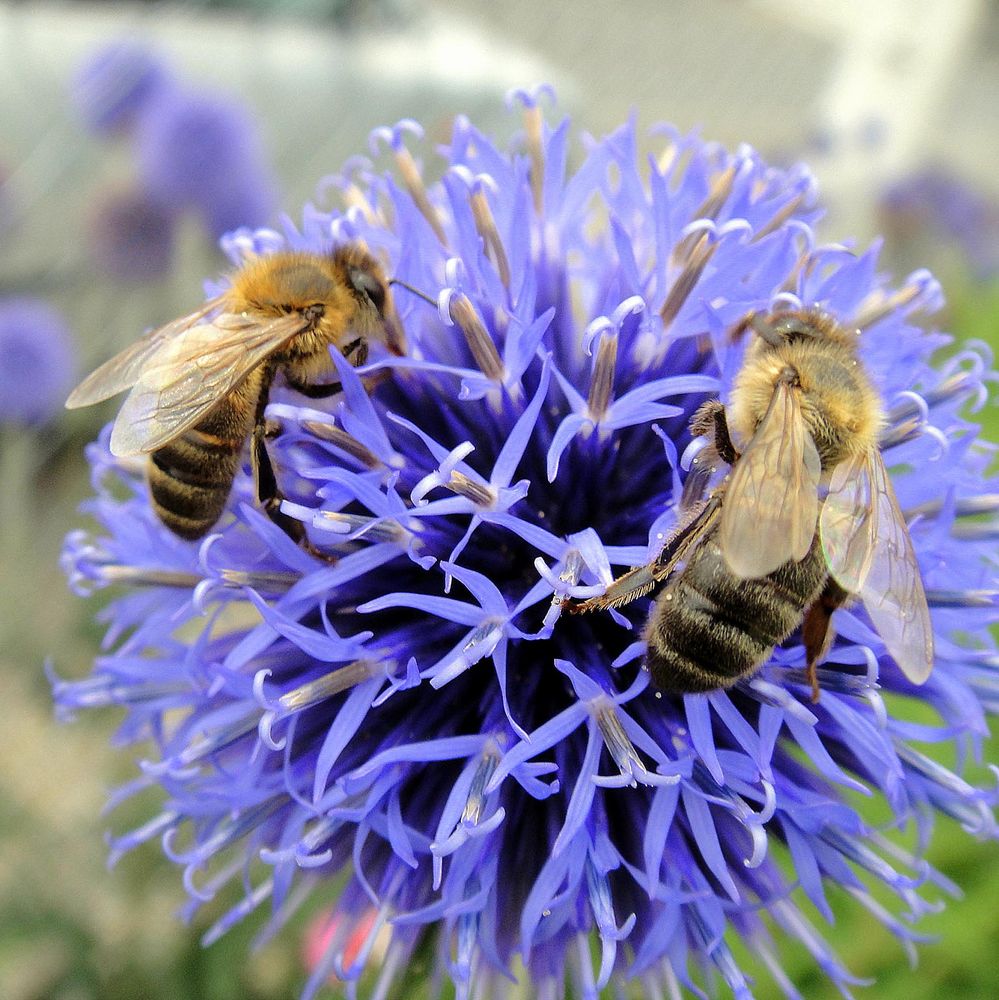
[{"x1": 57, "y1": 93, "x2": 998, "y2": 999}]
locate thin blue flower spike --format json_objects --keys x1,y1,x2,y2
[{"x1": 57, "y1": 93, "x2": 998, "y2": 999}]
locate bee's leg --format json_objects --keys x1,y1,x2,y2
[
  {"x1": 286, "y1": 339, "x2": 373, "y2": 399},
  {"x1": 689, "y1": 399, "x2": 740, "y2": 465},
  {"x1": 251, "y1": 421, "x2": 335, "y2": 562},
  {"x1": 251, "y1": 421, "x2": 301, "y2": 538},
  {"x1": 293, "y1": 381, "x2": 342, "y2": 399},
  {"x1": 801, "y1": 578, "x2": 851, "y2": 701},
  {"x1": 568, "y1": 496, "x2": 721, "y2": 614}
]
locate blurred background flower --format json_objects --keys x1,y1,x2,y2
[
  {"x1": 70, "y1": 38, "x2": 175, "y2": 137},
  {"x1": 0, "y1": 297, "x2": 76, "y2": 427},
  {"x1": 2, "y1": 2, "x2": 999, "y2": 1000}
]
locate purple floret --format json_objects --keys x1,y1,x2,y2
[{"x1": 56, "y1": 91, "x2": 998, "y2": 999}]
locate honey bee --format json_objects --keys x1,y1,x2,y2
[
  {"x1": 66, "y1": 245, "x2": 406, "y2": 543},
  {"x1": 570, "y1": 307, "x2": 934, "y2": 701}
]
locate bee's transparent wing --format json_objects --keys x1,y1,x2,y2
[
  {"x1": 719, "y1": 380, "x2": 821, "y2": 578},
  {"x1": 65, "y1": 296, "x2": 227, "y2": 408},
  {"x1": 857, "y1": 451, "x2": 934, "y2": 684},
  {"x1": 819, "y1": 451, "x2": 877, "y2": 593},
  {"x1": 109, "y1": 312, "x2": 306, "y2": 456}
]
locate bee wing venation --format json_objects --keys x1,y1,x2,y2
[
  {"x1": 719, "y1": 381, "x2": 821, "y2": 578},
  {"x1": 109, "y1": 312, "x2": 305, "y2": 456},
  {"x1": 857, "y1": 451, "x2": 934, "y2": 684},
  {"x1": 819, "y1": 451, "x2": 877, "y2": 593},
  {"x1": 65, "y1": 296, "x2": 227, "y2": 408}
]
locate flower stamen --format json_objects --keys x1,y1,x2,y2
[
  {"x1": 301, "y1": 419, "x2": 385, "y2": 469},
  {"x1": 661, "y1": 233, "x2": 717, "y2": 331}
]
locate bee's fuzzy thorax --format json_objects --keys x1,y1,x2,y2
[{"x1": 728, "y1": 322, "x2": 884, "y2": 469}]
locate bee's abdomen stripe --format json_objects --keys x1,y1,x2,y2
[
  {"x1": 147, "y1": 436, "x2": 242, "y2": 539},
  {"x1": 151, "y1": 444, "x2": 235, "y2": 488},
  {"x1": 181, "y1": 427, "x2": 244, "y2": 452},
  {"x1": 654, "y1": 582, "x2": 771, "y2": 684},
  {"x1": 644, "y1": 536, "x2": 828, "y2": 692}
]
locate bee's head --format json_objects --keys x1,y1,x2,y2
[
  {"x1": 347, "y1": 265, "x2": 388, "y2": 317},
  {"x1": 738, "y1": 307, "x2": 857, "y2": 352},
  {"x1": 332, "y1": 245, "x2": 407, "y2": 356}
]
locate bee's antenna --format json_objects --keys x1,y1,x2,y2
[{"x1": 390, "y1": 279, "x2": 437, "y2": 308}]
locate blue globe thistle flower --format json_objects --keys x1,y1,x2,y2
[
  {"x1": 70, "y1": 40, "x2": 174, "y2": 137},
  {"x1": 57, "y1": 92, "x2": 998, "y2": 999},
  {"x1": 135, "y1": 88, "x2": 277, "y2": 231},
  {"x1": 0, "y1": 297, "x2": 76, "y2": 426}
]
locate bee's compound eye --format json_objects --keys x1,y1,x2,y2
[{"x1": 348, "y1": 267, "x2": 387, "y2": 314}]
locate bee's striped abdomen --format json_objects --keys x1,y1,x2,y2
[
  {"x1": 147, "y1": 399, "x2": 254, "y2": 539},
  {"x1": 644, "y1": 530, "x2": 828, "y2": 692}
]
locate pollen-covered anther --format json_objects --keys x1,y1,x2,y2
[
  {"x1": 278, "y1": 660, "x2": 379, "y2": 711},
  {"x1": 853, "y1": 271, "x2": 941, "y2": 329},
  {"x1": 521, "y1": 102, "x2": 545, "y2": 214},
  {"x1": 586, "y1": 333, "x2": 618, "y2": 422},
  {"x1": 692, "y1": 162, "x2": 738, "y2": 226},
  {"x1": 447, "y1": 471, "x2": 497, "y2": 508},
  {"x1": 256, "y1": 660, "x2": 382, "y2": 750},
  {"x1": 661, "y1": 233, "x2": 717, "y2": 332},
  {"x1": 393, "y1": 143, "x2": 448, "y2": 245},
  {"x1": 318, "y1": 160, "x2": 381, "y2": 226},
  {"x1": 447, "y1": 293, "x2": 504, "y2": 382},
  {"x1": 301, "y1": 419, "x2": 384, "y2": 469},
  {"x1": 880, "y1": 414, "x2": 930, "y2": 449},
  {"x1": 906, "y1": 493, "x2": 999, "y2": 519},
  {"x1": 217, "y1": 568, "x2": 299, "y2": 590},
  {"x1": 594, "y1": 702, "x2": 679, "y2": 788},
  {"x1": 922, "y1": 367, "x2": 988, "y2": 409},
  {"x1": 469, "y1": 188, "x2": 511, "y2": 288},
  {"x1": 461, "y1": 746, "x2": 501, "y2": 826},
  {"x1": 925, "y1": 589, "x2": 999, "y2": 608},
  {"x1": 752, "y1": 190, "x2": 812, "y2": 243},
  {"x1": 317, "y1": 511, "x2": 406, "y2": 543},
  {"x1": 93, "y1": 563, "x2": 202, "y2": 588},
  {"x1": 336, "y1": 180, "x2": 381, "y2": 227},
  {"x1": 149, "y1": 715, "x2": 259, "y2": 776}
]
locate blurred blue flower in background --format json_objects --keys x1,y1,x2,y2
[
  {"x1": 71, "y1": 39, "x2": 175, "y2": 137},
  {"x1": 136, "y1": 88, "x2": 277, "y2": 235},
  {"x1": 72, "y1": 40, "x2": 278, "y2": 280},
  {"x1": 881, "y1": 167, "x2": 999, "y2": 280},
  {"x1": 0, "y1": 297, "x2": 76, "y2": 426},
  {"x1": 57, "y1": 92, "x2": 998, "y2": 999}
]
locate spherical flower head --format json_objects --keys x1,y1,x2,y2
[
  {"x1": 135, "y1": 88, "x2": 277, "y2": 227},
  {"x1": 0, "y1": 298, "x2": 76, "y2": 426},
  {"x1": 58, "y1": 93, "x2": 998, "y2": 999},
  {"x1": 87, "y1": 186, "x2": 177, "y2": 283},
  {"x1": 70, "y1": 40, "x2": 174, "y2": 137}
]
